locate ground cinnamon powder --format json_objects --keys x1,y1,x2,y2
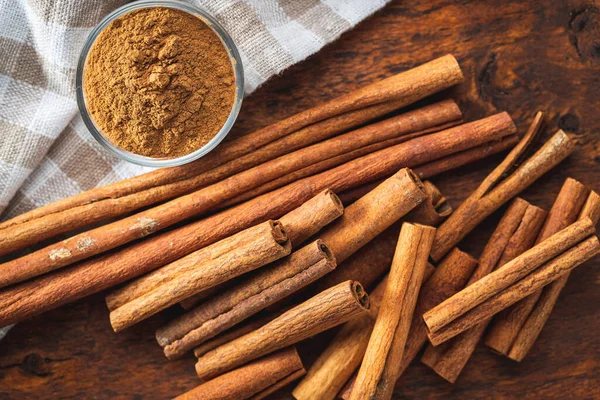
[{"x1": 84, "y1": 7, "x2": 236, "y2": 158}]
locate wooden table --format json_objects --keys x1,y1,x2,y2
[{"x1": 1, "y1": 1, "x2": 599, "y2": 398}]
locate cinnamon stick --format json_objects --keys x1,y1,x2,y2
[
  {"x1": 174, "y1": 347, "x2": 304, "y2": 400},
  {"x1": 414, "y1": 135, "x2": 519, "y2": 180},
  {"x1": 0, "y1": 111, "x2": 509, "y2": 326},
  {"x1": 105, "y1": 222, "x2": 282, "y2": 312},
  {"x1": 0, "y1": 54, "x2": 463, "y2": 234},
  {"x1": 338, "y1": 247, "x2": 477, "y2": 399},
  {"x1": 484, "y1": 178, "x2": 590, "y2": 356},
  {"x1": 0, "y1": 100, "x2": 463, "y2": 285},
  {"x1": 424, "y1": 218, "x2": 598, "y2": 345},
  {"x1": 157, "y1": 240, "x2": 336, "y2": 359},
  {"x1": 219, "y1": 117, "x2": 461, "y2": 209},
  {"x1": 318, "y1": 169, "x2": 427, "y2": 264},
  {"x1": 421, "y1": 198, "x2": 546, "y2": 383},
  {"x1": 427, "y1": 235, "x2": 600, "y2": 345},
  {"x1": 107, "y1": 189, "x2": 342, "y2": 311},
  {"x1": 430, "y1": 113, "x2": 576, "y2": 262},
  {"x1": 502, "y1": 190, "x2": 600, "y2": 361},
  {"x1": 195, "y1": 280, "x2": 370, "y2": 380},
  {"x1": 108, "y1": 221, "x2": 291, "y2": 332},
  {"x1": 349, "y1": 223, "x2": 435, "y2": 400}
]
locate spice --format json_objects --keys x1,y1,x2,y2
[{"x1": 83, "y1": 7, "x2": 236, "y2": 157}]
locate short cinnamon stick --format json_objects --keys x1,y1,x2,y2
[
  {"x1": 107, "y1": 189, "x2": 342, "y2": 311},
  {"x1": 425, "y1": 218, "x2": 594, "y2": 336},
  {"x1": 314, "y1": 181, "x2": 451, "y2": 295},
  {"x1": 0, "y1": 54, "x2": 463, "y2": 238},
  {"x1": 318, "y1": 169, "x2": 427, "y2": 264},
  {"x1": 195, "y1": 280, "x2": 370, "y2": 380},
  {"x1": 503, "y1": 190, "x2": 600, "y2": 361},
  {"x1": 108, "y1": 221, "x2": 291, "y2": 332},
  {"x1": 291, "y1": 276, "x2": 390, "y2": 400},
  {"x1": 350, "y1": 223, "x2": 435, "y2": 400},
  {"x1": 427, "y1": 234, "x2": 600, "y2": 345},
  {"x1": 485, "y1": 178, "x2": 589, "y2": 355},
  {"x1": 421, "y1": 199, "x2": 546, "y2": 383},
  {"x1": 174, "y1": 347, "x2": 304, "y2": 400},
  {"x1": 157, "y1": 240, "x2": 336, "y2": 359},
  {"x1": 338, "y1": 247, "x2": 477, "y2": 399},
  {"x1": 0, "y1": 111, "x2": 508, "y2": 326},
  {"x1": 430, "y1": 113, "x2": 577, "y2": 262}
]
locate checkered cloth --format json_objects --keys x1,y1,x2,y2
[{"x1": 0, "y1": 0, "x2": 388, "y2": 339}]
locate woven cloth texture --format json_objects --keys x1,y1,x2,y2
[{"x1": 0, "y1": 0, "x2": 388, "y2": 338}]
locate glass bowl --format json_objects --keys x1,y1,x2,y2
[{"x1": 75, "y1": 0, "x2": 244, "y2": 167}]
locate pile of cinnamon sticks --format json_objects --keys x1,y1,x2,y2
[{"x1": 0, "y1": 54, "x2": 597, "y2": 400}]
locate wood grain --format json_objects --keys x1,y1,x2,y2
[{"x1": 0, "y1": 1, "x2": 599, "y2": 398}]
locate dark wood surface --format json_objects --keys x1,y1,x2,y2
[{"x1": 1, "y1": 0, "x2": 599, "y2": 398}]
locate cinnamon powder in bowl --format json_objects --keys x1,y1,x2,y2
[{"x1": 77, "y1": 1, "x2": 243, "y2": 166}]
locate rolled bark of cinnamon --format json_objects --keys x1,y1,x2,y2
[
  {"x1": 108, "y1": 221, "x2": 291, "y2": 332},
  {"x1": 338, "y1": 247, "x2": 477, "y2": 399},
  {"x1": 485, "y1": 178, "x2": 590, "y2": 356},
  {"x1": 414, "y1": 135, "x2": 519, "y2": 180},
  {"x1": 427, "y1": 235, "x2": 600, "y2": 345},
  {"x1": 219, "y1": 118, "x2": 461, "y2": 210},
  {"x1": 421, "y1": 198, "x2": 546, "y2": 383},
  {"x1": 424, "y1": 218, "x2": 598, "y2": 345},
  {"x1": 195, "y1": 280, "x2": 370, "y2": 380},
  {"x1": 499, "y1": 189, "x2": 600, "y2": 361},
  {"x1": 349, "y1": 223, "x2": 435, "y2": 400},
  {"x1": 174, "y1": 346, "x2": 304, "y2": 400},
  {"x1": 157, "y1": 240, "x2": 336, "y2": 359},
  {"x1": 0, "y1": 100, "x2": 463, "y2": 286},
  {"x1": 430, "y1": 113, "x2": 577, "y2": 262},
  {"x1": 319, "y1": 169, "x2": 427, "y2": 264},
  {"x1": 0, "y1": 54, "x2": 463, "y2": 234},
  {"x1": 291, "y1": 276, "x2": 389, "y2": 400},
  {"x1": 107, "y1": 190, "x2": 342, "y2": 311},
  {"x1": 0, "y1": 112, "x2": 510, "y2": 327}
]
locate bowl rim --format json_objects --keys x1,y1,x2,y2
[{"x1": 75, "y1": 0, "x2": 245, "y2": 167}]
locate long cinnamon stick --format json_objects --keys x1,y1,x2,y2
[
  {"x1": 338, "y1": 247, "x2": 477, "y2": 399},
  {"x1": 0, "y1": 113, "x2": 508, "y2": 326},
  {"x1": 503, "y1": 190, "x2": 600, "y2": 361},
  {"x1": 108, "y1": 221, "x2": 291, "y2": 332},
  {"x1": 427, "y1": 234, "x2": 600, "y2": 345},
  {"x1": 430, "y1": 113, "x2": 576, "y2": 262},
  {"x1": 174, "y1": 347, "x2": 304, "y2": 400},
  {"x1": 195, "y1": 280, "x2": 370, "y2": 380},
  {"x1": 0, "y1": 54, "x2": 463, "y2": 233},
  {"x1": 425, "y1": 218, "x2": 594, "y2": 336},
  {"x1": 107, "y1": 189, "x2": 342, "y2": 311},
  {"x1": 350, "y1": 223, "x2": 435, "y2": 400},
  {"x1": 157, "y1": 240, "x2": 336, "y2": 359},
  {"x1": 219, "y1": 118, "x2": 461, "y2": 209},
  {"x1": 421, "y1": 198, "x2": 546, "y2": 383},
  {"x1": 0, "y1": 101, "x2": 464, "y2": 285},
  {"x1": 484, "y1": 178, "x2": 590, "y2": 356}
]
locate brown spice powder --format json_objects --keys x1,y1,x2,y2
[{"x1": 83, "y1": 7, "x2": 236, "y2": 158}]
